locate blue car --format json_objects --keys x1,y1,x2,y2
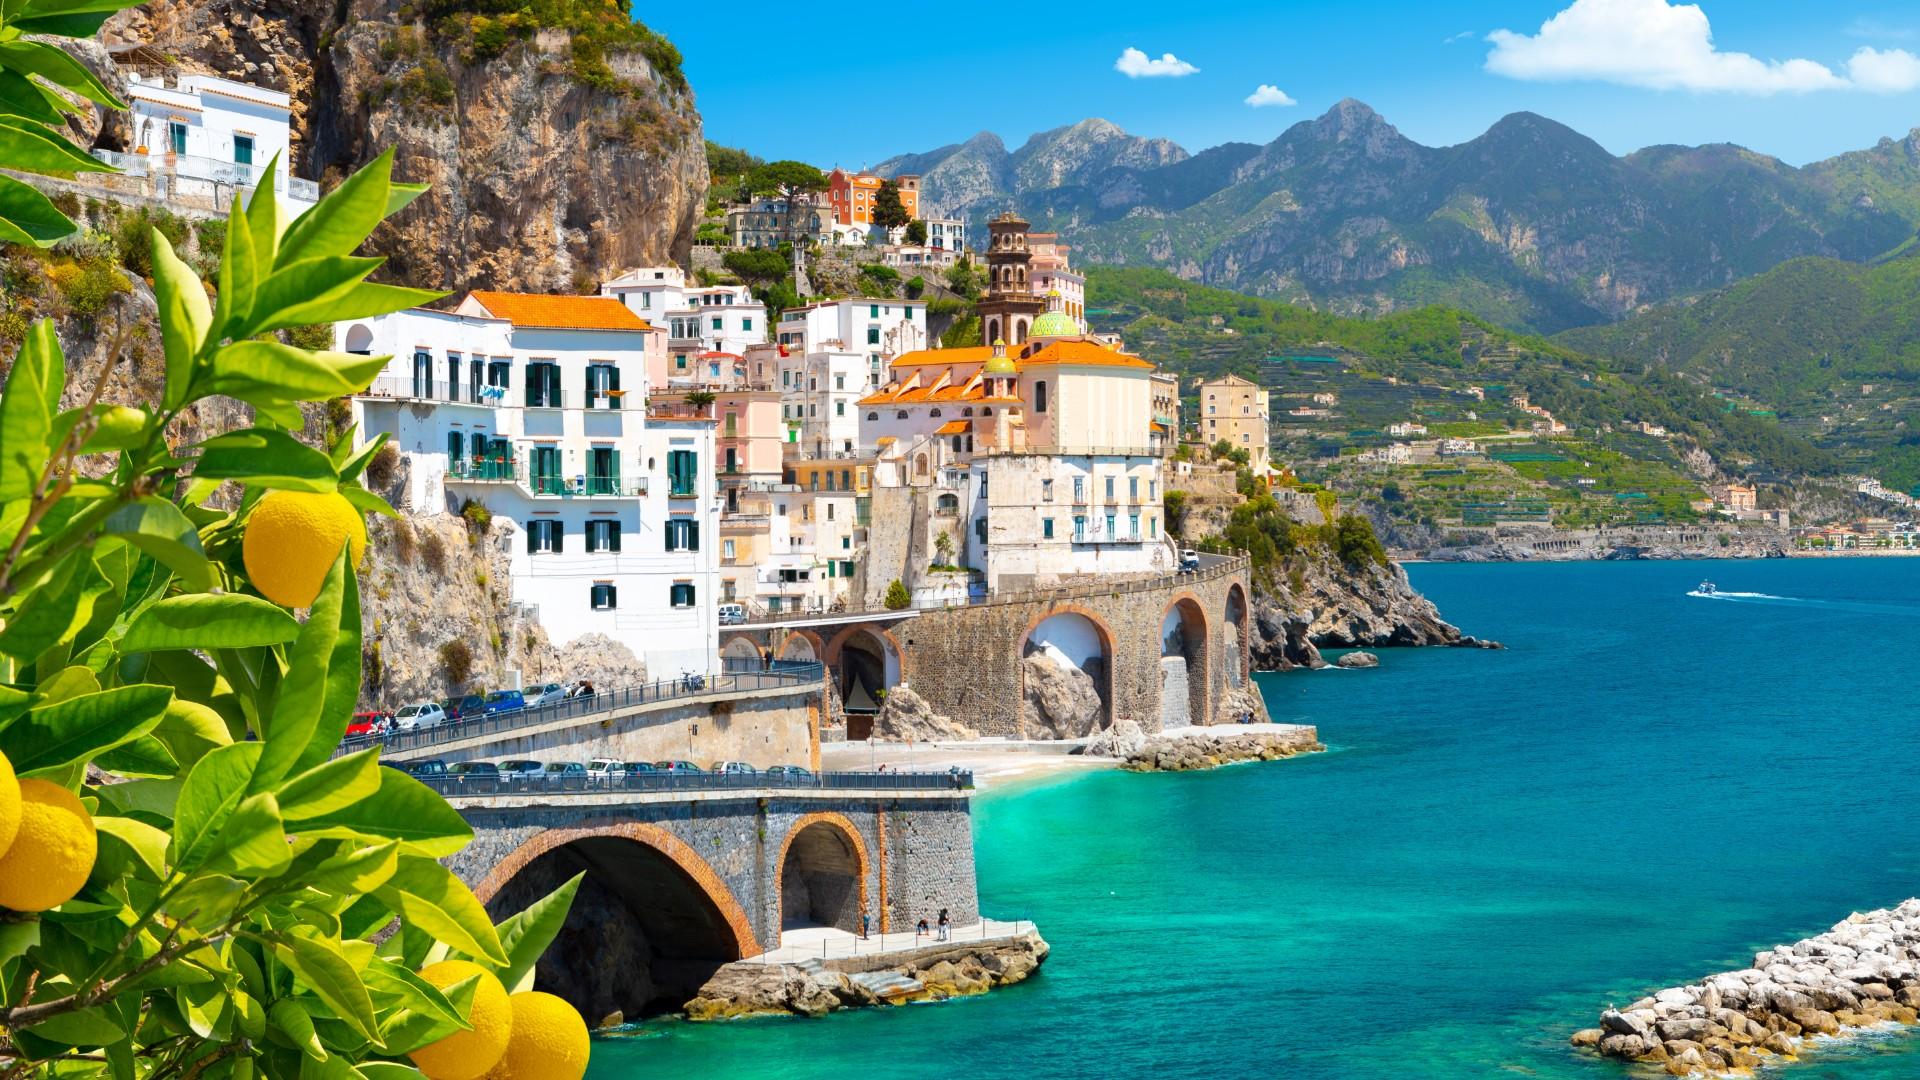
[{"x1": 482, "y1": 689, "x2": 525, "y2": 715}]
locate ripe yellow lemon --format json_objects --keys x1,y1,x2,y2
[
  {"x1": 0, "y1": 779, "x2": 95, "y2": 912},
  {"x1": 0, "y1": 748, "x2": 19, "y2": 857},
  {"x1": 242, "y1": 490, "x2": 367, "y2": 608},
  {"x1": 410, "y1": 960, "x2": 512, "y2": 1080},
  {"x1": 481, "y1": 992, "x2": 591, "y2": 1080}
]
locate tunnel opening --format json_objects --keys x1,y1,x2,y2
[
  {"x1": 1161, "y1": 598, "x2": 1210, "y2": 729},
  {"x1": 779, "y1": 820, "x2": 865, "y2": 932},
  {"x1": 484, "y1": 834, "x2": 748, "y2": 1024}
]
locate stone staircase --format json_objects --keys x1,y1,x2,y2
[{"x1": 848, "y1": 969, "x2": 923, "y2": 1000}]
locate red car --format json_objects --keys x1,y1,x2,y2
[{"x1": 347, "y1": 711, "x2": 393, "y2": 737}]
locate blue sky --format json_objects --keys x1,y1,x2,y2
[{"x1": 648, "y1": 0, "x2": 1920, "y2": 167}]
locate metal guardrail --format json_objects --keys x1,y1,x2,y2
[
  {"x1": 359, "y1": 376, "x2": 632, "y2": 412},
  {"x1": 343, "y1": 664, "x2": 826, "y2": 756},
  {"x1": 415, "y1": 768, "x2": 974, "y2": 797}
]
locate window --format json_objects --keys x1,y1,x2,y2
[
  {"x1": 167, "y1": 121, "x2": 186, "y2": 155},
  {"x1": 1130, "y1": 476, "x2": 1139, "y2": 500},
  {"x1": 1105, "y1": 477, "x2": 1115, "y2": 500},
  {"x1": 834, "y1": 374, "x2": 845, "y2": 390},
  {"x1": 669, "y1": 583, "x2": 695, "y2": 608},
  {"x1": 841, "y1": 535, "x2": 851, "y2": 550},
  {"x1": 1072, "y1": 476, "x2": 1085, "y2": 501},
  {"x1": 1034, "y1": 381, "x2": 1048, "y2": 414},
  {"x1": 1105, "y1": 513, "x2": 1116, "y2": 538},
  {"x1": 232, "y1": 134, "x2": 253, "y2": 166},
  {"x1": 585, "y1": 363, "x2": 620, "y2": 409},
  {"x1": 866, "y1": 327, "x2": 880, "y2": 345},
  {"x1": 585, "y1": 519, "x2": 621, "y2": 552},
  {"x1": 1042, "y1": 517, "x2": 1054, "y2": 539},
  {"x1": 1149, "y1": 517, "x2": 1158, "y2": 538},
  {"x1": 1042, "y1": 478, "x2": 1054, "y2": 502},
  {"x1": 841, "y1": 469, "x2": 851, "y2": 489},
  {"x1": 929, "y1": 408, "x2": 942, "y2": 418},
  {"x1": 835, "y1": 401, "x2": 845, "y2": 417},
  {"x1": 590, "y1": 583, "x2": 617, "y2": 610},
  {"x1": 742, "y1": 318, "x2": 753, "y2": 331},
  {"x1": 867, "y1": 411, "x2": 879, "y2": 421},
  {"x1": 586, "y1": 446, "x2": 619, "y2": 494},
  {"x1": 526, "y1": 519, "x2": 563, "y2": 554},
  {"x1": 711, "y1": 316, "x2": 723, "y2": 331},
  {"x1": 667, "y1": 450, "x2": 697, "y2": 496},
  {"x1": 869, "y1": 304, "x2": 880, "y2": 318},
  {"x1": 722, "y1": 539, "x2": 736, "y2": 560},
  {"x1": 529, "y1": 445, "x2": 562, "y2": 494},
  {"x1": 412, "y1": 350, "x2": 432, "y2": 397},
  {"x1": 665, "y1": 518, "x2": 700, "y2": 552},
  {"x1": 1073, "y1": 515, "x2": 1086, "y2": 542},
  {"x1": 1130, "y1": 513, "x2": 1140, "y2": 537},
  {"x1": 524, "y1": 361, "x2": 562, "y2": 407},
  {"x1": 446, "y1": 431, "x2": 464, "y2": 471},
  {"x1": 827, "y1": 503, "x2": 836, "y2": 520},
  {"x1": 974, "y1": 517, "x2": 986, "y2": 543}
]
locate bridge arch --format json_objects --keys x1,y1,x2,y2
[
  {"x1": 476, "y1": 822, "x2": 758, "y2": 1021},
  {"x1": 1019, "y1": 605, "x2": 1115, "y2": 736},
  {"x1": 1160, "y1": 593, "x2": 1211, "y2": 728},
  {"x1": 720, "y1": 635, "x2": 763, "y2": 665},
  {"x1": 776, "y1": 630, "x2": 822, "y2": 663},
  {"x1": 1224, "y1": 582, "x2": 1250, "y2": 689},
  {"x1": 824, "y1": 624, "x2": 901, "y2": 727},
  {"x1": 776, "y1": 813, "x2": 870, "y2": 933}
]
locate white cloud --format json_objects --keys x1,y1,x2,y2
[
  {"x1": 1115, "y1": 47, "x2": 1199, "y2": 78},
  {"x1": 1847, "y1": 46, "x2": 1920, "y2": 92},
  {"x1": 1486, "y1": 0, "x2": 1856, "y2": 94},
  {"x1": 1443, "y1": 30, "x2": 1477, "y2": 45},
  {"x1": 1244, "y1": 84, "x2": 1298, "y2": 107}
]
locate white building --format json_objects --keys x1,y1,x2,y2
[
  {"x1": 341, "y1": 291, "x2": 720, "y2": 679},
  {"x1": 108, "y1": 70, "x2": 318, "y2": 214},
  {"x1": 600, "y1": 269, "x2": 767, "y2": 367},
  {"x1": 780, "y1": 348, "x2": 870, "y2": 457},
  {"x1": 775, "y1": 298, "x2": 927, "y2": 365}
]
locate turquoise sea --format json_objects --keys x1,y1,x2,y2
[{"x1": 595, "y1": 559, "x2": 1920, "y2": 1079}]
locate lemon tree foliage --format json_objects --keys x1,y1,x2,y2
[
  {"x1": 0, "y1": 140, "x2": 588, "y2": 1077},
  {"x1": 0, "y1": 0, "x2": 132, "y2": 246}
]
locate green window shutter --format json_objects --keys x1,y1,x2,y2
[
  {"x1": 447, "y1": 431, "x2": 462, "y2": 468},
  {"x1": 688, "y1": 519, "x2": 699, "y2": 552},
  {"x1": 527, "y1": 519, "x2": 538, "y2": 554},
  {"x1": 610, "y1": 520, "x2": 621, "y2": 553},
  {"x1": 552, "y1": 520, "x2": 564, "y2": 554},
  {"x1": 609, "y1": 448, "x2": 620, "y2": 489},
  {"x1": 524, "y1": 364, "x2": 538, "y2": 406}
]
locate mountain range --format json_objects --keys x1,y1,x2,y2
[{"x1": 875, "y1": 102, "x2": 1920, "y2": 335}]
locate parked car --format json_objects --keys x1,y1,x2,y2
[
  {"x1": 1180, "y1": 548, "x2": 1201, "y2": 572},
  {"x1": 764, "y1": 764, "x2": 814, "y2": 779},
  {"x1": 717, "y1": 602, "x2": 747, "y2": 626},
  {"x1": 624, "y1": 761, "x2": 659, "y2": 774},
  {"x1": 542, "y1": 762, "x2": 587, "y2": 785},
  {"x1": 405, "y1": 760, "x2": 448, "y2": 778},
  {"x1": 394, "y1": 702, "x2": 446, "y2": 731},
  {"x1": 525, "y1": 682, "x2": 568, "y2": 707},
  {"x1": 711, "y1": 761, "x2": 757, "y2": 775},
  {"x1": 482, "y1": 689, "x2": 526, "y2": 715},
  {"x1": 587, "y1": 758, "x2": 627, "y2": 778},
  {"x1": 348, "y1": 711, "x2": 393, "y2": 737},
  {"x1": 441, "y1": 694, "x2": 485, "y2": 721},
  {"x1": 447, "y1": 762, "x2": 499, "y2": 788},
  {"x1": 654, "y1": 760, "x2": 703, "y2": 774},
  {"x1": 497, "y1": 759, "x2": 543, "y2": 780}
]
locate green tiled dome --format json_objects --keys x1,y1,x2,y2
[{"x1": 1029, "y1": 310, "x2": 1079, "y2": 338}]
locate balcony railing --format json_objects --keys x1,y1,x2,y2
[
  {"x1": 88, "y1": 148, "x2": 320, "y2": 205},
  {"x1": 445, "y1": 460, "x2": 646, "y2": 498},
  {"x1": 358, "y1": 377, "x2": 627, "y2": 412},
  {"x1": 415, "y1": 768, "x2": 974, "y2": 798}
]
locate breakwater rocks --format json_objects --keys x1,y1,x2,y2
[
  {"x1": 682, "y1": 930, "x2": 1049, "y2": 1021},
  {"x1": 1573, "y1": 899, "x2": 1920, "y2": 1075},
  {"x1": 1122, "y1": 725, "x2": 1324, "y2": 772}
]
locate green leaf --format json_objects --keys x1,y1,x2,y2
[
  {"x1": 26, "y1": 1004, "x2": 128, "y2": 1048},
  {"x1": 193, "y1": 427, "x2": 341, "y2": 492},
  {"x1": 2, "y1": 683, "x2": 171, "y2": 775},
  {"x1": 279, "y1": 930, "x2": 379, "y2": 1042},
  {"x1": 103, "y1": 499, "x2": 213, "y2": 590},
  {"x1": 376, "y1": 856, "x2": 507, "y2": 965},
  {"x1": 93, "y1": 815, "x2": 170, "y2": 880},
  {"x1": 170, "y1": 741, "x2": 262, "y2": 870},
  {"x1": 334, "y1": 432, "x2": 387, "y2": 482},
  {"x1": 245, "y1": 155, "x2": 283, "y2": 269},
  {"x1": 262, "y1": 279, "x2": 445, "y2": 333},
  {"x1": 75, "y1": 404, "x2": 150, "y2": 454},
  {"x1": 94, "y1": 733, "x2": 179, "y2": 777},
  {"x1": 150, "y1": 698, "x2": 232, "y2": 767},
  {"x1": 366, "y1": 966, "x2": 474, "y2": 1056},
  {"x1": 294, "y1": 766, "x2": 472, "y2": 857},
  {"x1": 253, "y1": 549, "x2": 346, "y2": 791},
  {"x1": 491, "y1": 871, "x2": 583, "y2": 991},
  {"x1": 235, "y1": 254, "x2": 380, "y2": 339},
  {"x1": 278, "y1": 147, "x2": 392, "y2": 267},
  {"x1": 0, "y1": 318, "x2": 63, "y2": 501},
  {"x1": 0, "y1": 41, "x2": 124, "y2": 108},
  {"x1": 0, "y1": 172, "x2": 74, "y2": 245},
  {"x1": 302, "y1": 547, "x2": 361, "y2": 775},
  {"x1": 270, "y1": 998, "x2": 328, "y2": 1061},
  {"x1": 207, "y1": 340, "x2": 389, "y2": 405},
  {"x1": 278, "y1": 748, "x2": 379, "y2": 820},
  {"x1": 0, "y1": 69, "x2": 65, "y2": 127},
  {"x1": 161, "y1": 874, "x2": 246, "y2": 930},
  {"x1": 204, "y1": 791, "x2": 289, "y2": 875},
  {"x1": 0, "y1": 550, "x2": 108, "y2": 660},
  {"x1": 153, "y1": 224, "x2": 213, "y2": 410},
  {"x1": 7, "y1": 8, "x2": 117, "y2": 34},
  {"x1": 306, "y1": 839, "x2": 399, "y2": 894},
  {"x1": 0, "y1": 113, "x2": 115, "y2": 175},
  {"x1": 121, "y1": 592, "x2": 302, "y2": 652},
  {"x1": 386, "y1": 181, "x2": 428, "y2": 217},
  {"x1": 339, "y1": 484, "x2": 398, "y2": 519},
  {"x1": 0, "y1": 920, "x2": 38, "y2": 966}
]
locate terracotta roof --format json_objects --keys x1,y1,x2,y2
[
  {"x1": 1150, "y1": 421, "x2": 1169, "y2": 433},
  {"x1": 889, "y1": 346, "x2": 998, "y2": 368},
  {"x1": 1021, "y1": 339, "x2": 1152, "y2": 370},
  {"x1": 465, "y1": 291, "x2": 654, "y2": 332},
  {"x1": 934, "y1": 420, "x2": 970, "y2": 436}
]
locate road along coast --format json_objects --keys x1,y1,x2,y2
[{"x1": 1572, "y1": 899, "x2": 1920, "y2": 1075}]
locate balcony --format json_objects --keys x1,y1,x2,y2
[
  {"x1": 87, "y1": 148, "x2": 320, "y2": 209},
  {"x1": 445, "y1": 459, "x2": 646, "y2": 498},
  {"x1": 358, "y1": 377, "x2": 628, "y2": 412}
]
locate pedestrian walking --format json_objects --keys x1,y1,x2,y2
[
  {"x1": 937, "y1": 908, "x2": 950, "y2": 942},
  {"x1": 860, "y1": 913, "x2": 870, "y2": 940}
]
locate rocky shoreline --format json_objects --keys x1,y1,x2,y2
[
  {"x1": 1573, "y1": 899, "x2": 1920, "y2": 1075},
  {"x1": 1118, "y1": 725, "x2": 1324, "y2": 773},
  {"x1": 682, "y1": 930, "x2": 1048, "y2": 1021}
]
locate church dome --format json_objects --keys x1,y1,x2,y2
[
  {"x1": 1029, "y1": 288, "x2": 1078, "y2": 338},
  {"x1": 984, "y1": 338, "x2": 1016, "y2": 375}
]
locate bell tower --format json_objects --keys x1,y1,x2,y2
[{"x1": 975, "y1": 211, "x2": 1044, "y2": 348}]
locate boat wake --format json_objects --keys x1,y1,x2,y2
[
  {"x1": 1685, "y1": 589, "x2": 1786, "y2": 601},
  {"x1": 1685, "y1": 589, "x2": 1916, "y2": 614}
]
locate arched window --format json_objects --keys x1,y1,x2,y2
[
  {"x1": 867, "y1": 411, "x2": 879, "y2": 421},
  {"x1": 343, "y1": 324, "x2": 374, "y2": 354},
  {"x1": 929, "y1": 408, "x2": 942, "y2": 417},
  {"x1": 1015, "y1": 319, "x2": 1029, "y2": 344},
  {"x1": 982, "y1": 407, "x2": 994, "y2": 416},
  {"x1": 896, "y1": 410, "x2": 908, "y2": 420},
  {"x1": 962, "y1": 407, "x2": 973, "y2": 416},
  {"x1": 1034, "y1": 381, "x2": 1048, "y2": 414}
]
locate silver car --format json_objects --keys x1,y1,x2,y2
[{"x1": 394, "y1": 702, "x2": 445, "y2": 730}]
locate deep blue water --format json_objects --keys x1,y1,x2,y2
[{"x1": 594, "y1": 559, "x2": 1920, "y2": 1078}]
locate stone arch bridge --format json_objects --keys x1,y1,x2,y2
[
  {"x1": 723, "y1": 555, "x2": 1256, "y2": 737},
  {"x1": 446, "y1": 781, "x2": 975, "y2": 1023}
]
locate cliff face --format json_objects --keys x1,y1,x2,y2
[
  {"x1": 1246, "y1": 548, "x2": 1470, "y2": 671},
  {"x1": 105, "y1": 0, "x2": 705, "y2": 292}
]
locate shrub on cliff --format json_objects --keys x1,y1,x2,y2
[
  {"x1": 0, "y1": 60, "x2": 587, "y2": 1068},
  {"x1": 884, "y1": 579, "x2": 912, "y2": 610}
]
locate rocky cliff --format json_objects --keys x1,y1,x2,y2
[
  {"x1": 104, "y1": 0, "x2": 705, "y2": 292},
  {"x1": 1245, "y1": 548, "x2": 1484, "y2": 671}
]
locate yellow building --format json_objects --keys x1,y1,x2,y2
[{"x1": 1198, "y1": 373, "x2": 1271, "y2": 475}]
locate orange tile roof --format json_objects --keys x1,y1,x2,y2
[
  {"x1": 466, "y1": 291, "x2": 655, "y2": 332},
  {"x1": 889, "y1": 346, "x2": 998, "y2": 367},
  {"x1": 1021, "y1": 339, "x2": 1152, "y2": 370},
  {"x1": 934, "y1": 420, "x2": 970, "y2": 436}
]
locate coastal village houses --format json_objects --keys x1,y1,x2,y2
[
  {"x1": 1198, "y1": 373, "x2": 1272, "y2": 475},
  {"x1": 341, "y1": 292, "x2": 721, "y2": 677}
]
